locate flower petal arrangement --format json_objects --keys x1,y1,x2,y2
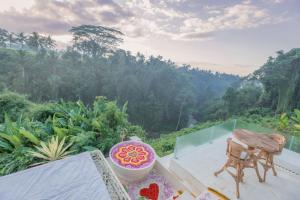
[
  {"x1": 110, "y1": 141, "x2": 155, "y2": 169},
  {"x1": 139, "y1": 183, "x2": 159, "y2": 200},
  {"x1": 127, "y1": 169, "x2": 175, "y2": 200}
]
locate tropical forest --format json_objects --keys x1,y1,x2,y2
[{"x1": 0, "y1": 25, "x2": 299, "y2": 176}]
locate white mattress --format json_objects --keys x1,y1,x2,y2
[{"x1": 0, "y1": 152, "x2": 111, "y2": 200}]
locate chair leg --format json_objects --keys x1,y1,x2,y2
[
  {"x1": 240, "y1": 171, "x2": 244, "y2": 183},
  {"x1": 236, "y1": 179, "x2": 240, "y2": 199},
  {"x1": 214, "y1": 161, "x2": 228, "y2": 177},
  {"x1": 254, "y1": 162, "x2": 262, "y2": 182},
  {"x1": 236, "y1": 164, "x2": 241, "y2": 198},
  {"x1": 263, "y1": 155, "x2": 270, "y2": 182},
  {"x1": 271, "y1": 156, "x2": 277, "y2": 176}
]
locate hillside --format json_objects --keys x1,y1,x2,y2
[{"x1": 0, "y1": 44, "x2": 239, "y2": 134}]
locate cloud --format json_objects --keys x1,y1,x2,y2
[
  {"x1": 0, "y1": 0, "x2": 131, "y2": 34},
  {"x1": 262, "y1": 0, "x2": 284, "y2": 4},
  {"x1": 176, "y1": 1, "x2": 286, "y2": 40},
  {"x1": 0, "y1": 0, "x2": 287, "y2": 41},
  {"x1": 118, "y1": 0, "x2": 287, "y2": 41},
  {"x1": 178, "y1": 32, "x2": 214, "y2": 40}
]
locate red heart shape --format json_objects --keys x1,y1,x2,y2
[{"x1": 139, "y1": 183, "x2": 159, "y2": 200}]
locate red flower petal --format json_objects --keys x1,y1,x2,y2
[
  {"x1": 118, "y1": 153, "x2": 127, "y2": 158},
  {"x1": 123, "y1": 157, "x2": 131, "y2": 162},
  {"x1": 121, "y1": 147, "x2": 128, "y2": 153},
  {"x1": 139, "y1": 183, "x2": 159, "y2": 200},
  {"x1": 137, "y1": 155, "x2": 145, "y2": 161},
  {"x1": 136, "y1": 147, "x2": 143, "y2": 152},
  {"x1": 127, "y1": 145, "x2": 135, "y2": 151}
]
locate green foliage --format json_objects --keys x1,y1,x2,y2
[
  {"x1": 0, "y1": 147, "x2": 34, "y2": 176},
  {"x1": 0, "y1": 28, "x2": 9, "y2": 47},
  {"x1": 1, "y1": 26, "x2": 299, "y2": 175},
  {"x1": 220, "y1": 49, "x2": 300, "y2": 120},
  {"x1": 70, "y1": 131, "x2": 98, "y2": 152},
  {"x1": 270, "y1": 110, "x2": 300, "y2": 152},
  {"x1": 291, "y1": 109, "x2": 300, "y2": 123},
  {"x1": 254, "y1": 49, "x2": 300, "y2": 112},
  {"x1": 19, "y1": 129, "x2": 40, "y2": 146},
  {"x1": 0, "y1": 94, "x2": 144, "y2": 176},
  {"x1": 279, "y1": 113, "x2": 289, "y2": 131},
  {"x1": 0, "y1": 25, "x2": 238, "y2": 133},
  {"x1": 146, "y1": 121, "x2": 220, "y2": 156},
  {"x1": 30, "y1": 136, "x2": 73, "y2": 164},
  {"x1": 27, "y1": 103, "x2": 56, "y2": 121},
  {"x1": 0, "y1": 92, "x2": 31, "y2": 123},
  {"x1": 69, "y1": 25, "x2": 123, "y2": 57},
  {"x1": 0, "y1": 114, "x2": 40, "y2": 151},
  {"x1": 222, "y1": 84, "x2": 263, "y2": 116},
  {"x1": 291, "y1": 109, "x2": 300, "y2": 135}
]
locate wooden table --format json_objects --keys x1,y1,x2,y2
[
  {"x1": 233, "y1": 129, "x2": 279, "y2": 153},
  {"x1": 233, "y1": 129, "x2": 280, "y2": 182}
]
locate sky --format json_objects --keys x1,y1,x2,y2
[{"x1": 0, "y1": 0, "x2": 299, "y2": 75}]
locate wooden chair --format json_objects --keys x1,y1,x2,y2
[
  {"x1": 214, "y1": 138, "x2": 262, "y2": 198},
  {"x1": 257, "y1": 134, "x2": 286, "y2": 181}
]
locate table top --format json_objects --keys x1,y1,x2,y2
[{"x1": 233, "y1": 129, "x2": 279, "y2": 153}]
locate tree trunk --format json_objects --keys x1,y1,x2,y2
[{"x1": 176, "y1": 97, "x2": 186, "y2": 130}]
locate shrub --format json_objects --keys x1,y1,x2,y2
[
  {"x1": 27, "y1": 103, "x2": 56, "y2": 122},
  {"x1": 0, "y1": 147, "x2": 34, "y2": 176},
  {"x1": 30, "y1": 136, "x2": 73, "y2": 164},
  {"x1": 0, "y1": 92, "x2": 32, "y2": 122},
  {"x1": 245, "y1": 107, "x2": 273, "y2": 116},
  {"x1": 0, "y1": 95, "x2": 146, "y2": 175}
]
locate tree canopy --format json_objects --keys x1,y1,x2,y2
[
  {"x1": 0, "y1": 26, "x2": 238, "y2": 134},
  {"x1": 219, "y1": 48, "x2": 300, "y2": 119},
  {"x1": 69, "y1": 25, "x2": 123, "y2": 57}
]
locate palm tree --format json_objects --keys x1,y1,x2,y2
[
  {"x1": 8, "y1": 33, "x2": 16, "y2": 48},
  {"x1": 0, "y1": 28, "x2": 9, "y2": 47},
  {"x1": 16, "y1": 32, "x2": 27, "y2": 49},
  {"x1": 46, "y1": 35, "x2": 56, "y2": 49},
  {"x1": 26, "y1": 32, "x2": 40, "y2": 51}
]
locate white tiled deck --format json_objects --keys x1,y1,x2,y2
[{"x1": 163, "y1": 134, "x2": 300, "y2": 200}]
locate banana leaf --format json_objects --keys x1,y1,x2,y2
[
  {"x1": 53, "y1": 127, "x2": 68, "y2": 140},
  {"x1": 0, "y1": 133, "x2": 22, "y2": 148},
  {"x1": 19, "y1": 129, "x2": 40, "y2": 145}
]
